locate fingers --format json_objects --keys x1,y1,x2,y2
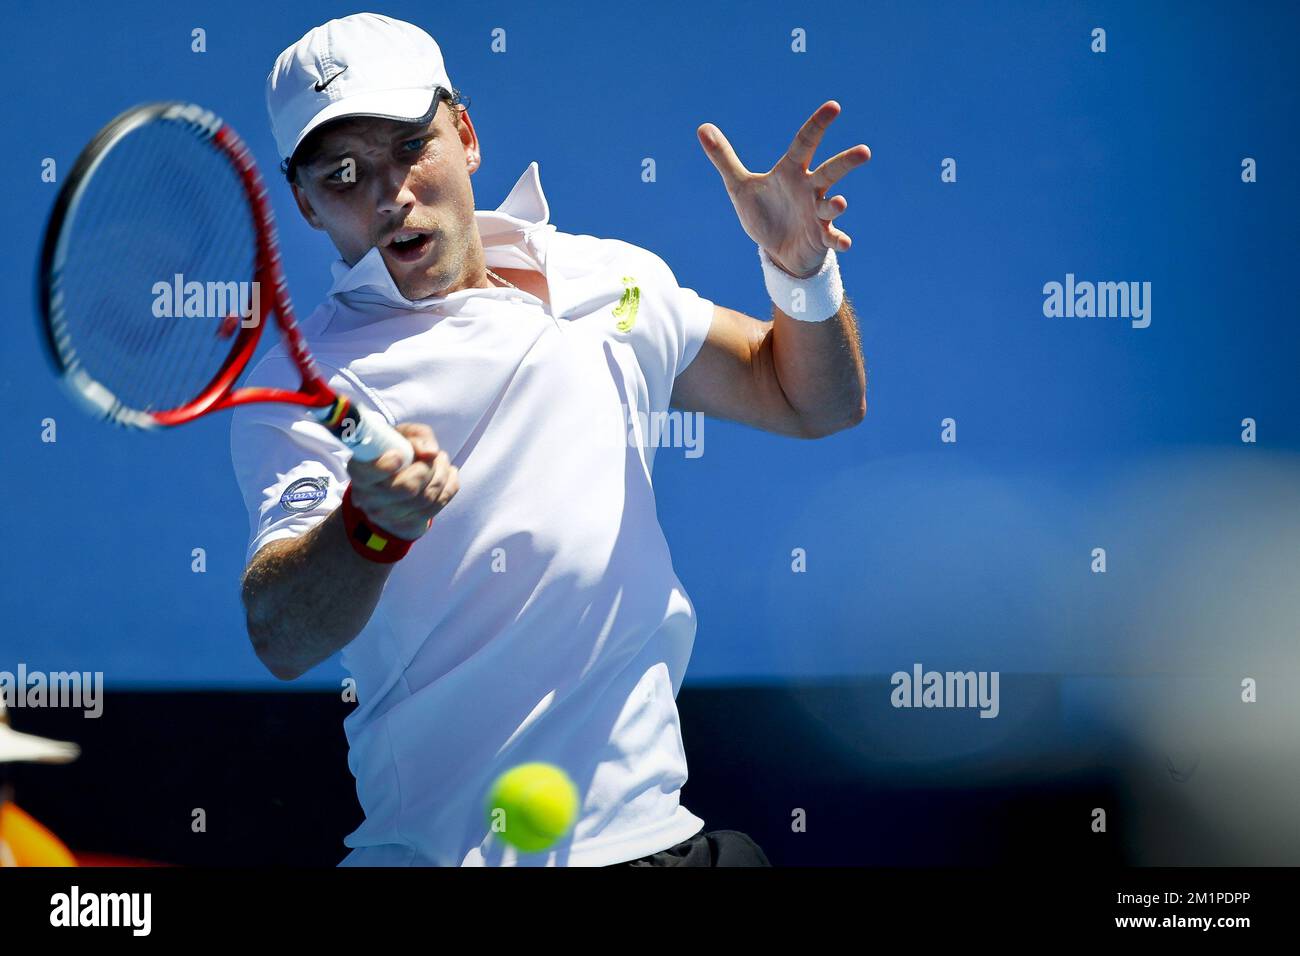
[
  {"x1": 815, "y1": 194, "x2": 848, "y2": 221},
  {"x1": 381, "y1": 450, "x2": 457, "y2": 526},
  {"x1": 697, "y1": 123, "x2": 749, "y2": 189},
  {"x1": 345, "y1": 423, "x2": 460, "y2": 539},
  {"x1": 428, "y1": 455, "x2": 460, "y2": 510},
  {"x1": 785, "y1": 100, "x2": 840, "y2": 171},
  {"x1": 811, "y1": 143, "x2": 871, "y2": 195},
  {"x1": 352, "y1": 423, "x2": 437, "y2": 486},
  {"x1": 821, "y1": 218, "x2": 852, "y2": 252},
  {"x1": 395, "y1": 423, "x2": 440, "y2": 470}
]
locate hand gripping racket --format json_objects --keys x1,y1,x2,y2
[{"x1": 37, "y1": 101, "x2": 414, "y2": 467}]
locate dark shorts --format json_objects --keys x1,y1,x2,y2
[{"x1": 607, "y1": 829, "x2": 772, "y2": 867}]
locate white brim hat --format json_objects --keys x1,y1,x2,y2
[
  {"x1": 0, "y1": 699, "x2": 79, "y2": 765},
  {"x1": 267, "y1": 13, "x2": 455, "y2": 163}
]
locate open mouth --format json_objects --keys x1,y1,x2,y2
[{"x1": 385, "y1": 231, "x2": 434, "y2": 263}]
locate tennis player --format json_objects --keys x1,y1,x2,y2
[{"x1": 233, "y1": 13, "x2": 867, "y2": 867}]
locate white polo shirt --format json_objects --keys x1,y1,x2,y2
[{"x1": 230, "y1": 162, "x2": 715, "y2": 866}]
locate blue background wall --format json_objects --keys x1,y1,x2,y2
[{"x1": 3, "y1": 0, "x2": 1297, "y2": 691}]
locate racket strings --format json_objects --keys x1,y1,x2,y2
[
  {"x1": 73, "y1": 145, "x2": 200, "y2": 396},
  {"x1": 157, "y1": 150, "x2": 254, "y2": 403},
  {"x1": 136, "y1": 135, "x2": 253, "y2": 407},
  {"x1": 105, "y1": 146, "x2": 219, "y2": 395},
  {"x1": 54, "y1": 118, "x2": 259, "y2": 414}
]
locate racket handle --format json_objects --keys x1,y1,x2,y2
[{"x1": 311, "y1": 396, "x2": 415, "y2": 468}]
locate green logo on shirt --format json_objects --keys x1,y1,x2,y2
[{"x1": 613, "y1": 275, "x2": 640, "y2": 332}]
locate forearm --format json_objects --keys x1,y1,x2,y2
[
  {"x1": 770, "y1": 296, "x2": 866, "y2": 436},
  {"x1": 240, "y1": 506, "x2": 394, "y2": 680}
]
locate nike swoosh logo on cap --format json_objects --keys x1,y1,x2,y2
[{"x1": 314, "y1": 67, "x2": 348, "y2": 92}]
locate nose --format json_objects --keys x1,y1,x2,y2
[{"x1": 375, "y1": 161, "x2": 418, "y2": 219}]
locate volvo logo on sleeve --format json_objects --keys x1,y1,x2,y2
[{"x1": 280, "y1": 477, "x2": 330, "y2": 513}]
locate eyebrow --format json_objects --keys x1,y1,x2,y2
[{"x1": 310, "y1": 123, "x2": 435, "y2": 167}]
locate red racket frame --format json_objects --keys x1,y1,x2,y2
[{"x1": 39, "y1": 101, "x2": 339, "y2": 429}]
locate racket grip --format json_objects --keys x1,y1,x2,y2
[{"x1": 311, "y1": 396, "x2": 415, "y2": 468}]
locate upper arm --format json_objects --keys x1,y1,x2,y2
[{"x1": 670, "y1": 304, "x2": 808, "y2": 437}]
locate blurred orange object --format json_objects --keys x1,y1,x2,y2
[{"x1": 0, "y1": 801, "x2": 77, "y2": 867}]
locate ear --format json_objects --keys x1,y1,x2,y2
[
  {"x1": 291, "y1": 181, "x2": 324, "y2": 231},
  {"x1": 455, "y1": 108, "x2": 481, "y2": 174}
]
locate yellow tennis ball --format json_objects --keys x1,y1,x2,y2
[{"x1": 485, "y1": 762, "x2": 579, "y2": 853}]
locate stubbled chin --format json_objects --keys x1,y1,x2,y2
[{"x1": 391, "y1": 264, "x2": 453, "y2": 301}]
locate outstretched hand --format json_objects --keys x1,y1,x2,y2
[{"x1": 698, "y1": 100, "x2": 870, "y2": 278}]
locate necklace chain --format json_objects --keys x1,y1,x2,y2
[{"x1": 485, "y1": 267, "x2": 518, "y2": 290}]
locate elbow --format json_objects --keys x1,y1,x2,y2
[
  {"x1": 797, "y1": 393, "x2": 866, "y2": 439},
  {"x1": 256, "y1": 650, "x2": 301, "y2": 681},
  {"x1": 237, "y1": 554, "x2": 300, "y2": 681},
  {"x1": 252, "y1": 633, "x2": 305, "y2": 682},
  {"x1": 246, "y1": 617, "x2": 303, "y2": 682},
  {"x1": 268, "y1": 663, "x2": 304, "y2": 684},
  {"x1": 242, "y1": 579, "x2": 303, "y2": 682},
  {"x1": 847, "y1": 393, "x2": 868, "y2": 428}
]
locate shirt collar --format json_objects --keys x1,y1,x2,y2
[{"x1": 325, "y1": 161, "x2": 553, "y2": 305}]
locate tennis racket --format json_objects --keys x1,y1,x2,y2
[{"x1": 37, "y1": 100, "x2": 414, "y2": 467}]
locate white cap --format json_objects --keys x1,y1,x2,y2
[
  {"x1": 267, "y1": 12, "x2": 455, "y2": 163},
  {"x1": 0, "y1": 698, "x2": 80, "y2": 765}
]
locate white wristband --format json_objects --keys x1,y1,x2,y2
[{"x1": 759, "y1": 245, "x2": 844, "y2": 322}]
